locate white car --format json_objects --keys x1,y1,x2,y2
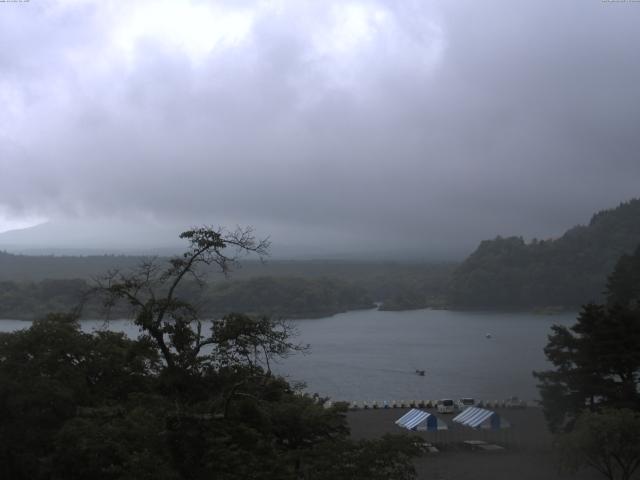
[
  {"x1": 456, "y1": 398, "x2": 476, "y2": 411},
  {"x1": 504, "y1": 396, "x2": 527, "y2": 408},
  {"x1": 436, "y1": 399, "x2": 455, "y2": 414}
]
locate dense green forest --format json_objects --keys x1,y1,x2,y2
[
  {"x1": 0, "y1": 253, "x2": 453, "y2": 319},
  {"x1": 2, "y1": 198, "x2": 639, "y2": 316},
  {"x1": 0, "y1": 277, "x2": 373, "y2": 321},
  {"x1": 0, "y1": 251, "x2": 454, "y2": 284},
  {"x1": 533, "y1": 245, "x2": 640, "y2": 480},
  {"x1": 450, "y1": 199, "x2": 640, "y2": 310},
  {"x1": 0, "y1": 228, "x2": 420, "y2": 480},
  {"x1": 0, "y1": 251, "x2": 144, "y2": 282}
]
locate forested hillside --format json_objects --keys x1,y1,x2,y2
[
  {"x1": 0, "y1": 251, "x2": 144, "y2": 281},
  {"x1": 0, "y1": 277, "x2": 374, "y2": 320},
  {"x1": 4, "y1": 199, "x2": 637, "y2": 315},
  {"x1": 200, "y1": 276, "x2": 375, "y2": 319},
  {"x1": 0, "y1": 257, "x2": 454, "y2": 319},
  {"x1": 450, "y1": 199, "x2": 640, "y2": 309}
]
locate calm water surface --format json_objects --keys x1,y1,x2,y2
[
  {"x1": 278, "y1": 308, "x2": 575, "y2": 403},
  {"x1": 0, "y1": 308, "x2": 575, "y2": 403}
]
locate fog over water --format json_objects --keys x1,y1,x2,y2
[{"x1": 1, "y1": 1, "x2": 640, "y2": 258}]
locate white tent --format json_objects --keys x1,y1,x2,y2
[
  {"x1": 452, "y1": 407, "x2": 510, "y2": 430},
  {"x1": 395, "y1": 409, "x2": 448, "y2": 431}
]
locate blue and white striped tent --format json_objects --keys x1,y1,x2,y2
[
  {"x1": 395, "y1": 409, "x2": 448, "y2": 431},
  {"x1": 452, "y1": 407, "x2": 510, "y2": 430}
]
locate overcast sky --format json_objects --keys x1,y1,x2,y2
[{"x1": 1, "y1": 0, "x2": 639, "y2": 258}]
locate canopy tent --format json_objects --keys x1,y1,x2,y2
[
  {"x1": 452, "y1": 407, "x2": 510, "y2": 430},
  {"x1": 395, "y1": 409, "x2": 448, "y2": 431}
]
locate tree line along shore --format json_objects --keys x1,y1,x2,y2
[
  {"x1": 1, "y1": 198, "x2": 639, "y2": 319},
  {"x1": 0, "y1": 221, "x2": 639, "y2": 479}
]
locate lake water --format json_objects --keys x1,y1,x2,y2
[{"x1": 0, "y1": 308, "x2": 576, "y2": 403}]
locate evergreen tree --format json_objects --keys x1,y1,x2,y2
[{"x1": 534, "y1": 245, "x2": 640, "y2": 432}]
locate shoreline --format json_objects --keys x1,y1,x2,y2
[{"x1": 0, "y1": 303, "x2": 579, "y2": 323}]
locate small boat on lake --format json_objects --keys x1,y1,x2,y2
[{"x1": 415, "y1": 369, "x2": 426, "y2": 376}]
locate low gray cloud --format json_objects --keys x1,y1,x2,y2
[{"x1": 1, "y1": 0, "x2": 639, "y2": 257}]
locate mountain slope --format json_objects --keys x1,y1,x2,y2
[{"x1": 450, "y1": 198, "x2": 640, "y2": 309}]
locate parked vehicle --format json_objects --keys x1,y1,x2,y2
[
  {"x1": 456, "y1": 397, "x2": 476, "y2": 410},
  {"x1": 504, "y1": 396, "x2": 527, "y2": 408},
  {"x1": 437, "y1": 398, "x2": 455, "y2": 414}
]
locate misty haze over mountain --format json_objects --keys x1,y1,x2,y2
[{"x1": 2, "y1": 1, "x2": 639, "y2": 258}]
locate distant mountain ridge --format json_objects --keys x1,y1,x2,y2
[
  {"x1": 0, "y1": 219, "x2": 184, "y2": 254},
  {"x1": 450, "y1": 198, "x2": 640, "y2": 309},
  {"x1": 0, "y1": 249, "x2": 453, "y2": 319},
  {"x1": 0, "y1": 251, "x2": 147, "y2": 282}
]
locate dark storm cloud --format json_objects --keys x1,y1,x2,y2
[{"x1": 1, "y1": 0, "x2": 639, "y2": 256}]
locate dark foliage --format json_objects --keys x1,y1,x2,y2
[
  {"x1": 534, "y1": 246, "x2": 640, "y2": 433},
  {"x1": 0, "y1": 276, "x2": 374, "y2": 320},
  {"x1": 203, "y1": 276, "x2": 375, "y2": 319},
  {"x1": 606, "y1": 244, "x2": 640, "y2": 311},
  {"x1": 0, "y1": 227, "x2": 420, "y2": 479},
  {"x1": 451, "y1": 199, "x2": 640, "y2": 309},
  {"x1": 0, "y1": 265, "x2": 456, "y2": 319},
  {"x1": 556, "y1": 408, "x2": 640, "y2": 480}
]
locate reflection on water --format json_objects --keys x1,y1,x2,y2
[{"x1": 0, "y1": 308, "x2": 575, "y2": 402}]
